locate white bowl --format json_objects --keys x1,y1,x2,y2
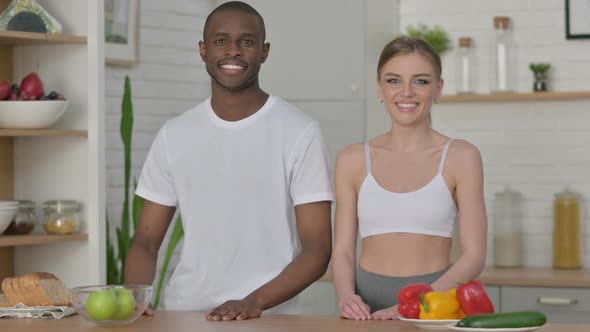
[
  {"x1": 0, "y1": 204, "x2": 17, "y2": 234},
  {"x1": 0, "y1": 100, "x2": 69, "y2": 129}
]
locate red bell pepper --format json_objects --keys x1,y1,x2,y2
[
  {"x1": 456, "y1": 280, "x2": 495, "y2": 316},
  {"x1": 397, "y1": 283, "x2": 433, "y2": 318}
]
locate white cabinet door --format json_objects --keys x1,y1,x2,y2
[
  {"x1": 501, "y1": 286, "x2": 590, "y2": 324},
  {"x1": 485, "y1": 286, "x2": 501, "y2": 312}
]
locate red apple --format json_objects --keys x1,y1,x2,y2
[
  {"x1": 19, "y1": 72, "x2": 44, "y2": 100},
  {"x1": 0, "y1": 81, "x2": 10, "y2": 100}
]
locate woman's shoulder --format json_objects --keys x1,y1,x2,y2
[
  {"x1": 447, "y1": 138, "x2": 483, "y2": 170},
  {"x1": 335, "y1": 143, "x2": 367, "y2": 171}
]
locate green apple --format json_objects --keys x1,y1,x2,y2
[
  {"x1": 111, "y1": 288, "x2": 136, "y2": 320},
  {"x1": 85, "y1": 290, "x2": 117, "y2": 321}
]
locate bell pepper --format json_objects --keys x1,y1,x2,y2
[
  {"x1": 456, "y1": 280, "x2": 495, "y2": 316},
  {"x1": 397, "y1": 283, "x2": 433, "y2": 319},
  {"x1": 419, "y1": 289, "x2": 460, "y2": 320}
]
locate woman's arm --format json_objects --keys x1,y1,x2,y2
[
  {"x1": 431, "y1": 140, "x2": 488, "y2": 291},
  {"x1": 331, "y1": 144, "x2": 371, "y2": 320}
]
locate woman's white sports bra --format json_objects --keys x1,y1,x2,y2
[{"x1": 357, "y1": 139, "x2": 457, "y2": 239}]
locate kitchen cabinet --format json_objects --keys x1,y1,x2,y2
[
  {"x1": 500, "y1": 286, "x2": 590, "y2": 324},
  {"x1": 480, "y1": 268, "x2": 590, "y2": 323},
  {"x1": 0, "y1": 0, "x2": 104, "y2": 288}
]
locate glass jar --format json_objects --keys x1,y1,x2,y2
[
  {"x1": 490, "y1": 16, "x2": 515, "y2": 93},
  {"x1": 493, "y1": 186, "x2": 523, "y2": 267},
  {"x1": 4, "y1": 200, "x2": 37, "y2": 235},
  {"x1": 43, "y1": 200, "x2": 81, "y2": 235},
  {"x1": 553, "y1": 189, "x2": 581, "y2": 269},
  {"x1": 456, "y1": 37, "x2": 476, "y2": 94}
]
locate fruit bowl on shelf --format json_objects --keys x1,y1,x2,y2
[
  {"x1": 0, "y1": 100, "x2": 68, "y2": 129},
  {"x1": 70, "y1": 284, "x2": 152, "y2": 327},
  {"x1": 0, "y1": 201, "x2": 18, "y2": 234}
]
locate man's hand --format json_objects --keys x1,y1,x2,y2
[
  {"x1": 371, "y1": 305, "x2": 400, "y2": 320},
  {"x1": 206, "y1": 299, "x2": 262, "y2": 321},
  {"x1": 338, "y1": 294, "x2": 371, "y2": 320}
]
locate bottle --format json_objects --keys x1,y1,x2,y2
[
  {"x1": 553, "y1": 189, "x2": 581, "y2": 269},
  {"x1": 456, "y1": 37, "x2": 476, "y2": 94},
  {"x1": 490, "y1": 17, "x2": 514, "y2": 93},
  {"x1": 493, "y1": 186, "x2": 523, "y2": 267}
]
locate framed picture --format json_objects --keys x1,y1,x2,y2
[
  {"x1": 565, "y1": 0, "x2": 590, "y2": 39},
  {"x1": 105, "y1": 0, "x2": 140, "y2": 65}
]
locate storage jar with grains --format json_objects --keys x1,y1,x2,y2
[
  {"x1": 43, "y1": 200, "x2": 81, "y2": 235},
  {"x1": 553, "y1": 189, "x2": 581, "y2": 269},
  {"x1": 4, "y1": 200, "x2": 37, "y2": 235},
  {"x1": 493, "y1": 186, "x2": 523, "y2": 267}
]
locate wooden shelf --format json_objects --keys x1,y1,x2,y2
[
  {"x1": 0, "y1": 30, "x2": 86, "y2": 45},
  {"x1": 441, "y1": 91, "x2": 590, "y2": 102},
  {"x1": 0, "y1": 129, "x2": 87, "y2": 137},
  {"x1": 0, "y1": 233, "x2": 88, "y2": 247}
]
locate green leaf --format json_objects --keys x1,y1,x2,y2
[
  {"x1": 132, "y1": 178, "x2": 143, "y2": 232},
  {"x1": 405, "y1": 23, "x2": 451, "y2": 54},
  {"x1": 106, "y1": 215, "x2": 121, "y2": 284},
  {"x1": 153, "y1": 216, "x2": 184, "y2": 309},
  {"x1": 529, "y1": 63, "x2": 551, "y2": 73},
  {"x1": 119, "y1": 76, "x2": 134, "y2": 283}
]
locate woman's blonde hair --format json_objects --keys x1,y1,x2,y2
[{"x1": 377, "y1": 35, "x2": 442, "y2": 80}]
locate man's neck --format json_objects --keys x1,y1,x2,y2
[{"x1": 210, "y1": 86, "x2": 269, "y2": 122}]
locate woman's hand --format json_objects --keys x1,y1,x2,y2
[
  {"x1": 371, "y1": 305, "x2": 400, "y2": 320},
  {"x1": 338, "y1": 294, "x2": 371, "y2": 320}
]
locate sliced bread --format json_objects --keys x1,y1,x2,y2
[
  {"x1": 31, "y1": 272, "x2": 71, "y2": 306},
  {"x1": 18, "y1": 273, "x2": 40, "y2": 306},
  {"x1": 1, "y1": 277, "x2": 20, "y2": 306},
  {"x1": 0, "y1": 273, "x2": 70, "y2": 307},
  {"x1": 0, "y1": 292, "x2": 11, "y2": 307}
]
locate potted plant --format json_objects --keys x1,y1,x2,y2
[
  {"x1": 405, "y1": 23, "x2": 452, "y2": 55},
  {"x1": 529, "y1": 63, "x2": 551, "y2": 92}
]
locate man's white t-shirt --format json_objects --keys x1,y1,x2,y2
[{"x1": 136, "y1": 95, "x2": 334, "y2": 313}]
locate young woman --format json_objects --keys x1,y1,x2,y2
[{"x1": 331, "y1": 36, "x2": 487, "y2": 320}]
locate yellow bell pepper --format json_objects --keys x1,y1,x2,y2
[{"x1": 419, "y1": 289, "x2": 460, "y2": 320}]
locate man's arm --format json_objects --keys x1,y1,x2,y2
[
  {"x1": 124, "y1": 199, "x2": 177, "y2": 315},
  {"x1": 206, "y1": 200, "x2": 332, "y2": 321}
]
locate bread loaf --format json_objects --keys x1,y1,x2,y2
[
  {"x1": 0, "y1": 292, "x2": 11, "y2": 307},
  {"x1": 0, "y1": 273, "x2": 70, "y2": 307}
]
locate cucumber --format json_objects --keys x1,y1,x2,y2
[{"x1": 457, "y1": 311, "x2": 547, "y2": 328}]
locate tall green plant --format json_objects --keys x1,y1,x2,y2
[
  {"x1": 105, "y1": 75, "x2": 185, "y2": 310},
  {"x1": 106, "y1": 75, "x2": 136, "y2": 284}
]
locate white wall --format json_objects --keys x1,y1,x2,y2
[
  {"x1": 378, "y1": 0, "x2": 590, "y2": 267},
  {"x1": 105, "y1": 0, "x2": 590, "y2": 312},
  {"x1": 105, "y1": 0, "x2": 215, "y2": 295}
]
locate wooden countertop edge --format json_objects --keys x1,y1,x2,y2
[{"x1": 319, "y1": 267, "x2": 590, "y2": 288}]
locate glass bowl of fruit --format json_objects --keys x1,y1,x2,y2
[{"x1": 70, "y1": 285, "x2": 152, "y2": 327}]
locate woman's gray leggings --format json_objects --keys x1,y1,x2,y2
[{"x1": 355, "y1": 266, "x2": 448, "y2": 312}]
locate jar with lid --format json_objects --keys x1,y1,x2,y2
[
  {"x1": 490, "y1": 16, "x2": 515, "y2": 93},
  {"x1": 43, "y1": 200, "x2": 81, "y2": 235},
  {"x1": 456, "y1": 37, "x2": 476, "y2": 94},
  {"x1": 553, "y1": 189, "x2": 581, "y2": 269},
  {"x1": 493, "y1": 186, "x2": 523, "y2": 267},
  {"x1": 4, "y1": 200, "x2": 37, "y2": 235}
]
